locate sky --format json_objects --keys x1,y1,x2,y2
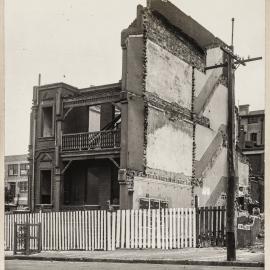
[{"x1": 5, "y1": 0, "x2": 265, "y2": 155}]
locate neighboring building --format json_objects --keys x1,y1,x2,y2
[
  {"x1": 238, "y1": 104, "x2": 264, "y2": 210},
  {"x1": 5, "y1": 154, "x2": 29, "y2": 207},
  {"x1": 28, "y1": 0, "x2": 249, "y2": 211}
]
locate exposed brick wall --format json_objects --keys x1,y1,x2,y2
[{"x1": 144, "y1": 11, "x2": 206, "y2": 72}]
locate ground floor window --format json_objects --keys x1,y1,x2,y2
[
  {"x1": 5, "y1": 183, "x2": 16, "y2": 203},
  {"x1": 139, "y1": 198, "x2": 168, "y2": 209},
  {"x1": 40, "y1": 170, "x2": 51, "y2": 204},
  {"x1": 18, "y1": 181, "x2": 28, "y2": 192}
]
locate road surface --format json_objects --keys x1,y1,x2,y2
[{"x1": 5, "y1": 260, "x2": 263, "y2": 270}]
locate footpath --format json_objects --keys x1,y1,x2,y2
[{"x1": 5, "y1": 246, "x2": 264, "y2": 267}]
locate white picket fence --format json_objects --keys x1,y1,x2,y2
[{"x1": 5, "y1": 208, "x2": 196, "y2": 251}]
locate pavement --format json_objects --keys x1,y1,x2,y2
[
  {"x1": 5, "y1": 260, "x2": 264, "y2": 270},
  {"x1": 5, "y1": 247, "x2": 264, "y2": 267}
]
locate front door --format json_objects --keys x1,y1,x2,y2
[{"x1": 86, "y1": 167, "x2": 99, "y2": 205}]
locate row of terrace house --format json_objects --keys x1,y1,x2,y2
[
  {"x1": 28, "y1": 0, "x2": 249, "y2": 212},
  {"x1": 5, "y1": 155, "x2": 29, "y2": 207},
  {"x1": 238, "y1": 105, "x2": 264, "y2": 211}
]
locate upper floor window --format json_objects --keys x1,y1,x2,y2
[
  {"x1": 20, "y1": 163, "x2": 29, "y2": 176},
  {"x1": 42, "y1": 106, "x2": 53, "y2": 137},
  {"x1": 8, "y1": 164, "x2": 18, "y2": 176},
  {"x1": 250, "y1": 133, "x2": 257, "y2": 143},
  {"x1": 248, "y1": 117, "x2": 258, "y2": 124}
]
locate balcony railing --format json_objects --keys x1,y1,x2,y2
[{"x1": 62, "y1": 129, "x2": 121, "y2": 152}]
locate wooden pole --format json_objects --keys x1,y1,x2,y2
[{"x1": 226, "y1": 38, "x2": 237, "y2": 261}]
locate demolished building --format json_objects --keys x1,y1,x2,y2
[{"x1": 28, "y1": 0, "x2": 249, "y2": 211}]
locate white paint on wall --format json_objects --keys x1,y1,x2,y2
[
  {"x1": 202, "y1": 83, "x2": 228, "y2": 131},
  {"x1": 206, "y1": 47, "x2": 223, "y2": 67},
  {"x1": 195, "y1": 125, "x2": 216, "y2": 161},
  {"x1": 146, "y1": 108, "x2": 193, "y2": 176},
  {"x1": 194, "y1": 47, "x2": 223, "y2": 98},
  {"x1": 195, "y1": 147, "x2": 228, "y2": 206},
  {"x1": 202, "y1": 187, "x2": 210, "y2": 195},
  {"x1": 146, "y1": 39, "x2": 192, "y2": 109}
]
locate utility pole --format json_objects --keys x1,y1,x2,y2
[
  {"x1": 204, "y1": 18, "x2": 262, "y2": 261},
  {"x1": 38, "y1": 73, "x2": 41, "y2": 86},
  {"x1": 226, "y1": 17, "x2": 236, "y2": 261}
]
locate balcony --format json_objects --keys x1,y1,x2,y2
[{"x1": 61, "y1": 129, "x2": 121, "y2": 155}]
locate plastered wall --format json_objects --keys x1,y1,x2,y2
[
  {"x1": 194, "y1": 147, "x2": 228, "y2": 206},
  {"x1": 133, "y1": 176, "x2": 192, "y2": 209},
  {"x1": 194, "y1": 46, "x2": 229, "y2": 206},
  {"x1": 146, "y1": 107, "x2": 193, "y2": 176},
  {"x1": 146, "y1": 40, "x2": 192, "y2": 109},
  {"x1": 124, "y1": 35, "x2": 145, "y2": 171}
]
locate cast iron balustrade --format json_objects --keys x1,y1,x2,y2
[{"x1": 61, "y1": 129, "x2": 121, "y2": 152}]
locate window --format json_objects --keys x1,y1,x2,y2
[
  {"x1": 8, "y1": 164, "x2": 18, "y2": 176},
  {"x1": 6, "y1": 183, "x2": 16, "y2": 203},
  {"x1": 42, "y1": 106, "x2": 53, "y2": 137},
  {"x1": 139, "y1": 198, "x2": 168, "y2": 209},
  {"x1": 248, "y1": 117, "x2": 258, "y2": 124},
  {"x1": 250, "y1": 133, "x2": 257, "y2": 143},
  {"x1": 18, "y1": 181, "x2": 28, "y2": 192},
  {"x1": 20, "y1": 163, "x2": 29, "y2": 176},
  {"x1": 40, "y1": 170, "x2": 52, "y2": 204}
]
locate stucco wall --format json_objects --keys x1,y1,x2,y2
[
  {"x1": 146, "y1": 107, "x2": 193, "y2": 176},
  {"x1": 126, "y1": 35, "x2": 144, "y2": 95},
  {"x1": 146, "y1": 39, "x2": 192, "y2": 109},
  {"x1": 193, "y1": 46, "x2": 230, "y2": 207},
  {"x1": 195, "y1": 124, "x2": 216, "y2": 161},
  {"x1": 125, "y1": 35, "x2": 145, "y2": 171},
  {"x1": 127, "y1": 98, "x2": 145, "y2": 171},
  {"x1": 194, "y1": 147, "x2": 228, "y2": 206},
  {"x1": 202, "y1": 84, "x2": 228, "y2": 131},
  {"x1": 133, "y1": 176, "x2": 192, "y2": 209}
]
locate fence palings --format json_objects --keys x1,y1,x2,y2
[
  {"x1": 196, "y1": 206, "x2": 226, "y2": 247},
  {"x1": 5, "y1": 208, "x2": 196, "y2": 251}
]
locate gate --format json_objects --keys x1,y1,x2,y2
[
  {"x1": 196, "y1": 206, "x2": 226, "y2": 247},
  {"x1": 14, "y1": 222, "x2": 42, "y2": 255}
]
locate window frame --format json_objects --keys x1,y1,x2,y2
[
  {"x1": 20, "y1": 163, "x2": 29, "y2": 176},
  {"x1": 250, "y1": 132, "x2": 257, "y2": 143},
  {"x1": 8, "y1": 164, "x2": 19, "y2": 176},
  {"x1": 139, "y1": 197, "x2": 168, "y2": 209},
  {"x1": 248, "y1": 117, "x2": 258, "y2": 124},
  {"x1": 40, "y1": 104, "x2": 55, "y2": 138}
]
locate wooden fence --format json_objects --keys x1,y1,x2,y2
[
  {"x1": 5, "y1": 208, "x2": 196, "y2": 251},
  {"x1": 196, "y1": 206, "x2": 226, "y2": 247}
]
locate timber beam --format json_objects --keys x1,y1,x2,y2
[
  {"x1": 63, "y1": 88, "x2": 124, "y2": 109},
  {"x1": 61, "y1": 160, "x2": 73, "y2": 174},
  {"x1": 108, "y1": 157, "x2": 120, "y2": 168}
]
